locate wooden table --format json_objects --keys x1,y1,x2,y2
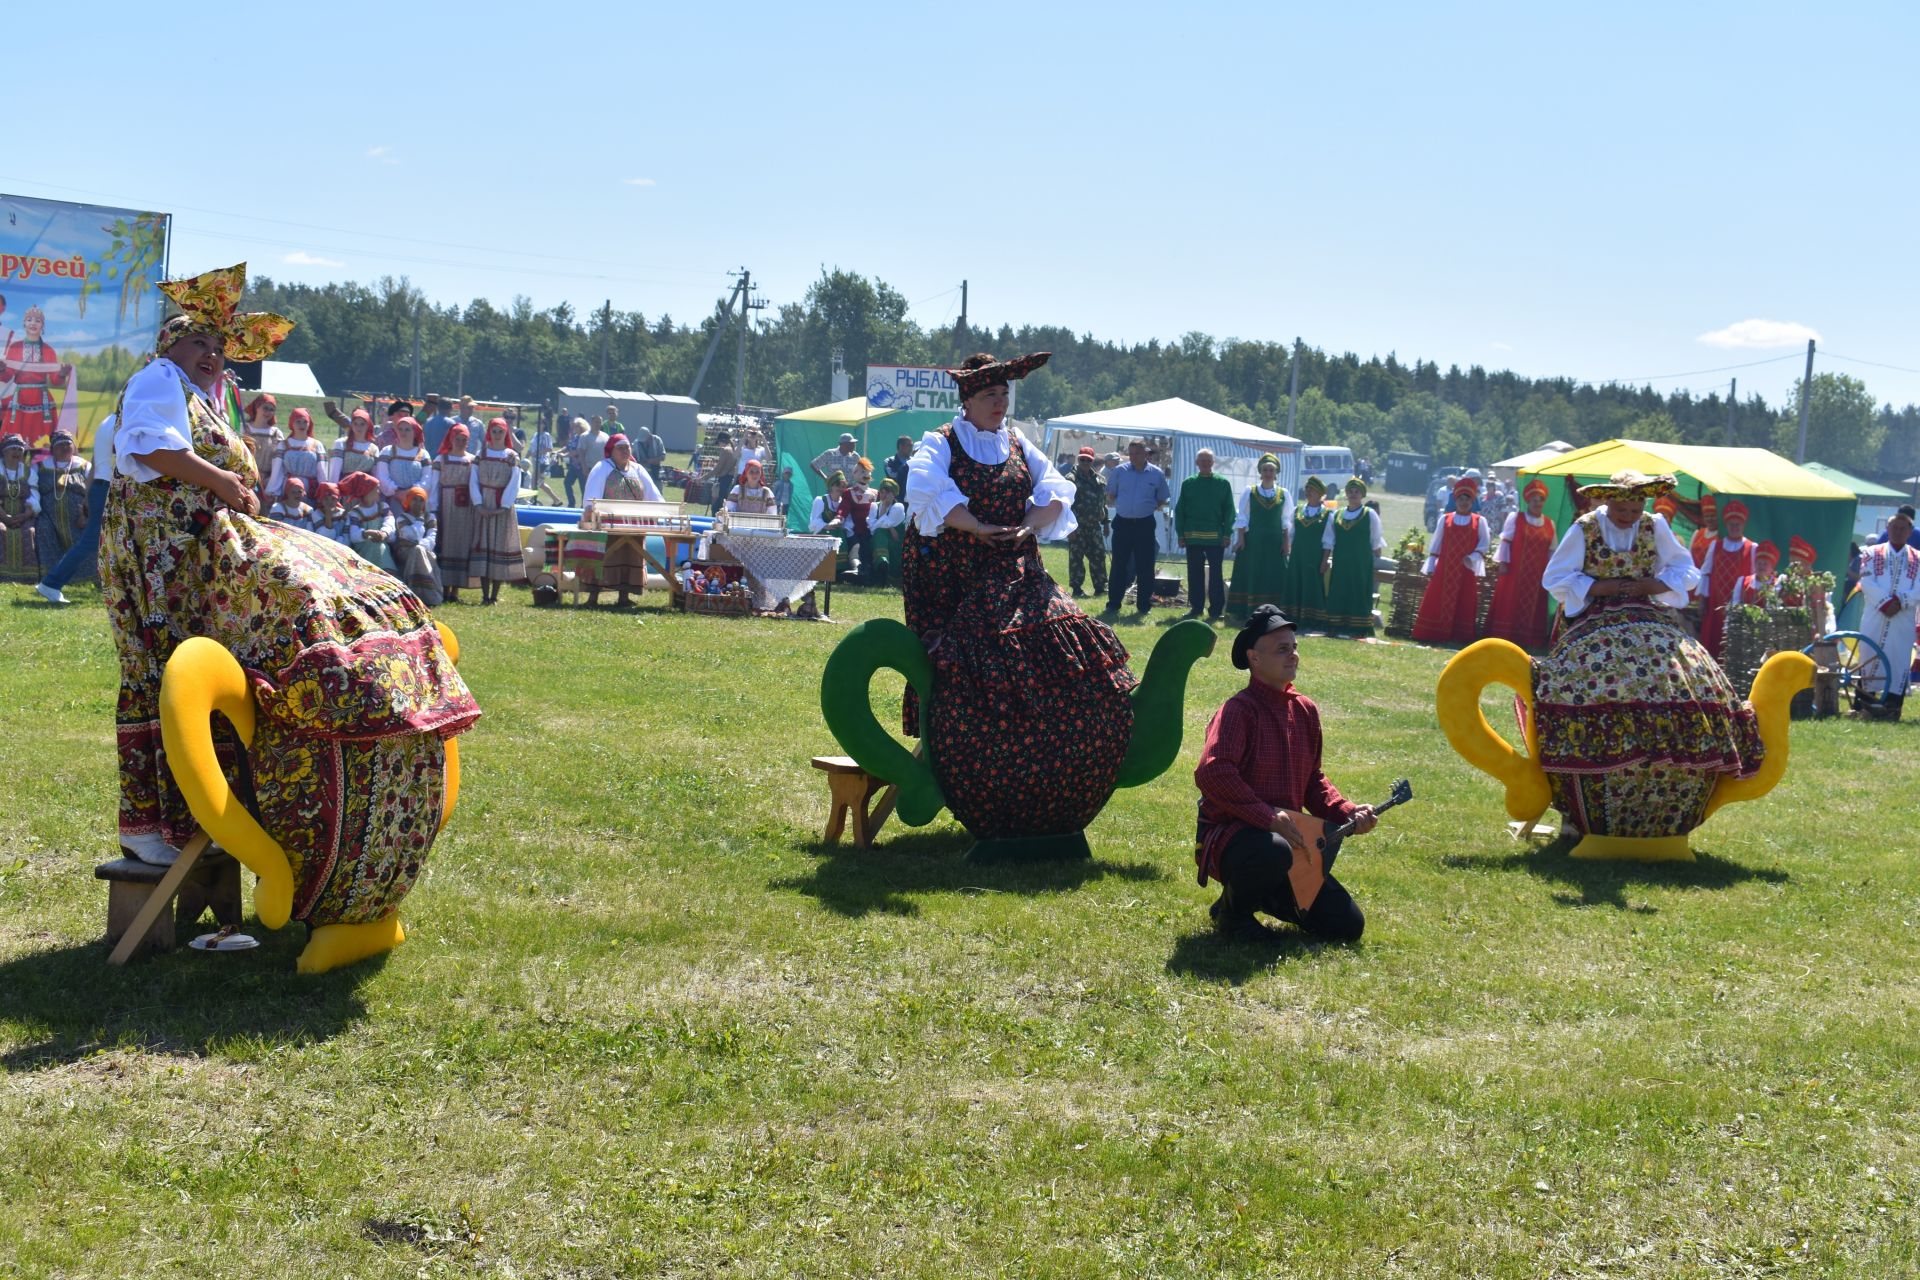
[
  {"x1": 547, "y1": 526, "x2": 702, "y2": 606},
  {"x1": 701, "y1": 534, "x2": 839, "y2": 614}
]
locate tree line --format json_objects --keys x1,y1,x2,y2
[{"x1": 235, "y1": 268, "x2": 1919, "y2": 485}]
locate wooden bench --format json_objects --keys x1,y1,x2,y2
[
  {"x1": 810, "y1": 756, "x2": 898, "y2": 849},
  {"x1": 97, "y1": 832, "x2": 244, "y2": 964}
]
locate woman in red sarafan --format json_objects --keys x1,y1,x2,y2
[
  {"x1": 1696, "y1": 497, "x2": 1756, "y2": 659},
  {"x1": 1483, "y1": 477, "x2": 1557, "y2": 651},
  {"x1": 1413, "y1": 475, "x2": 1490, "y2": 645},
  {"x1": 2, "y1": 305, "x2": 72, "y2": 447}
]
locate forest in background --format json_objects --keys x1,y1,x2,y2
[{"x1": 235, "y1": 268, "x2": 1920, "y2": 486}]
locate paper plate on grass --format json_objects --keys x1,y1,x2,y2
[{"x1": 189, "y1": 931, "x2": 259, "y2": 952}]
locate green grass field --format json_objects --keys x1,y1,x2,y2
[{"x1": 2, "y1": 549, "x2": 1916, "y2": 1279}]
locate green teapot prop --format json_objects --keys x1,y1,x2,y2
[{"x1": 821, "y1": 619, "x2": 1216, "y2": 861}]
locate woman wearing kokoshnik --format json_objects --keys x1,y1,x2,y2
[
  {"x1": 101, "y1": 263, "x2": 477, "y2": 906},
  {"x1": 1225, "y1": 452, "x2": 1290, "y2": 619},
  {"x1": 1319, "y1": 476, "x2": 1384, "y2": 636},
  {"x1": 1280, "y1": 476, "x2": 1332, "y2": 626}
]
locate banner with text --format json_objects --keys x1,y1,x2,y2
[
  {"x1": 866, "y1": 364, "x2": 1014, "y2": 416},
  {"x1": 2, "y1": 194, "x2": 170, "y2": 448}
]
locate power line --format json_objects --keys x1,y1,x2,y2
[
  {"x1": 1582, "y1": 351, "x2": 1807, "y2": 386},
  {"x1": 1819, "y1": 350, "x2": 1920, "y2": 377}
]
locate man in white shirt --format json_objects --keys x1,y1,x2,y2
[{"x1": 1856, "y1": 505, "x2": 1918, "y2": 714}]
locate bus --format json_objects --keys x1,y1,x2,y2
[{"x1": 1300, "y1": 445, "x2": 1357, "y2": 491}]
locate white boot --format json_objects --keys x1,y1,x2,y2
[
  {"x1": 35, "y1": 582, "x2": 70, "y2": 605},
  {"x1": 122, "y1": 833, "x2": 182, "y2": 866}
]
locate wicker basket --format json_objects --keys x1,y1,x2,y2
[
  {"x1": 1724, "y1": 606, "x2": 1816, "y2": 693},
  {"x1": 685, "y1": 590, "x2": 753, "y2": 617},
  {"x1": 1385, "y1": 556, "x2": 1425, "y2": 638}
]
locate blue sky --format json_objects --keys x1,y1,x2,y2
[{"x1": 9, "y1": 0, "x2": 1918, "y2": 410}]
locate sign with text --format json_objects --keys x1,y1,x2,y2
[
  {"x1": 1, "y1": 193, "x2": 170, "y2": 448},
  {"x1": 866, "y1": 364, "x2": 1014, "y2": 415}
]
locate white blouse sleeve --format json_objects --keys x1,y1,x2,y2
[
  {"x1": 582, "y1": 460, "x2": 610, "y2": 505},
  {"x1": 1542, "y1": 521, "x2": 1596, "y2": 616},
  {"x1": 1649, "y1": 515, "x2": 1700, "y2": 605},
  {"x1": 114, "y1": 359, "x2": 195, "y2": 482},
  {"x1": 1322, "y1": 512, "x2": 1339, "y2": 553},
  {"x1": 468, "y1": 464, "x2": 484, "y2": 507},
  {"x1": 376, "y1": 453, "x2": 398, "y2": 497},
  {"x1": 1016, "y1": 427, "x2": 1077, "y2": 541},
  {"x1": 1368, "y1": 508, "x2": 1385, "y2": 554},
  {"x1": 1468, "y1": 514, "x2": 1490, "y2": 576},
  {"x1": 1494, "y1": 513, "x2": 1519, "y2": 565},
  {"x1": 1421, "y1": 511, "x2": 1448, "y2": 575},
  {"x1": 1234, "y1": 488, "x2": 1252, "y2": 531},
  {"x1": 808, "y1": 496, "x2": 832, "y2": 534},
  {"x1": 905, "y1": 431, "x2": 967, "y2": 538}
]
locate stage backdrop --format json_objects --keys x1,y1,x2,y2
[{"x1": 1, "y1": 194, "x2": 170, "y2": 449}]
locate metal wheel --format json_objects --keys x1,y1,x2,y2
[{"x1": 1803, "y1": 630, "x2": 1892, "y2": 696}]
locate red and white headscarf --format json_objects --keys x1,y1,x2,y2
[
  {"x1": 485, "y1": 417, "x2": 511, "y2": 450},
  {"x1": 440, "y1": 422, "x2": 471, "y2": 457},
  {"x1": 604, "y1": 433, "x2": 630, "y2": 460}
]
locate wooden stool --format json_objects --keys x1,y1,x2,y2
[
  {"x1": 97, "y1": 832, "x2": 244, "y2": 963},
  {"x1": 810, "y1": 755, "x2": 898, "y2": 848}
]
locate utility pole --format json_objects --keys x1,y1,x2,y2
[
  {"x1": 457, "y1": 343, "x2": 465, "y2": 399},
  {"x1": 1794, "y1": 339, "x2": 1816, "y2": 463},
  {"x1": 687, "y1": 270, "x2": 748, "y2": 403},
  {"x1": 1284, "y1": 337, "x2": 1302, "y2": 438},
  {"x1": 1725, "y1": 377, "x2": 1736, "y2": 446},
  {"x1": 956, "y1": 279, "x2": 968, "y2": 352},
  {"x1": 409, "y1": 302, "x2": 422, "y2": 399},
  {"x1": 599, "y1": 299, "x2": 612, "y2": 387},
  {"x1": 735, "y1": 271, "x2": 766, "y2": 408}
]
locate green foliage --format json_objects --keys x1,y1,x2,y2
[{"x1": 1775, "y1": 372, "x2": 1885, "y2": 475}]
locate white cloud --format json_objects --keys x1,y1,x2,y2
[
  {"x1": 366, "y1": 145, "x2": 398, "y2": 165},
  {"x1": 1696, "y1": 319, "x2": 1821, "y2": 350},
  {"x1": 283, "y1": 250, "x2": 345, "y2": 268},
  {"x1": 623, "y1": 177, "x2": 656, "y2": 187},
  {"x1": 1490, "y1": 341, "x2": 1514, "y2": 352}
]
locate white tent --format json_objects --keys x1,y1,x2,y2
[
  {"x1": 1043, "y1": 398, "x2": 1302, "y2": 555},
  {"x1": 255, "y1": 361, "x2": 324, "y2": 398},
  {"x1": 1490, "y1": 440, "x2": 1574, "y2": 483}
]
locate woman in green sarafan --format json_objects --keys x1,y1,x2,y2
[
  {"x1": 1320, "y1": 477, "x2": 1385, "y2": 636},
  {"x1": 1281, "y1": 476, "x2": 1332, "y2": 626},
  {"x1": 1225, "y1": 452, "x2": 1290, "y2": 618}
]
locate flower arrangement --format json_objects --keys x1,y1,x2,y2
[{"x1": 1394, "y1": 528, "x2": 1428, "y2": 560}]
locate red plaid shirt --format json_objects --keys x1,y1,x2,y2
[{"x1": 1193, "y1": 680, "x2": 1354, "y2": 886}]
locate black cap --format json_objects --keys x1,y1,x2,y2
[
  {"x1": 1232, "y1": 604, "x2": 1296, "y2": 669},
  {"x1": 1897, "y1": 505, "x2": 1916, "y2": 521}
]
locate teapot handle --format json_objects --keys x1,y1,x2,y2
[
  {"x1": 1435, "y1": 638, "x2": 1552, "y2": 825},
  {"x1": 159, "y1": 638, "x2": 297, "y2": 929},
  {"x1": 819, "y1": 619, "x2": 945, "y2": 826}
]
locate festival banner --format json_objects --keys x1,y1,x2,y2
[
  {"x1": 866, "y1": 364, "x2": 1015, "y2": 415},
  {"x1": 1, "y1": 194, "x2": 170, "y2": 449}
]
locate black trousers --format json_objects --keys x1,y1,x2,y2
[
  {"x1": 1218, "y1": 826, "x2": 1364, "y2": 942},
  {"x1": 1185, "y1": 544, "x2": 1225, "y2": 617},
  {"x1": 1108, "y1": 516, "x2": 1160, "y2": 613}
]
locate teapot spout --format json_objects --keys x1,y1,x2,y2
[
  {"x1": 1701, "y1": 650, "x2": 1815, "y2": 823},
  {"x1": 1114, "y1": 619, "x2": 1217, "y2": 789}
]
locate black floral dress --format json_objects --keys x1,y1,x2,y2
[{"x1": 900, "y1": 425, "x2": 1138, "y2": 840}]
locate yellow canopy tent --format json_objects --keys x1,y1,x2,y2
[{"x1": 1522, "y1": 439, "x2": 1858, "y2": 575}]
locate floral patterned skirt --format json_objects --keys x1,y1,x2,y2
[
  {"x1": 102, "y1": 477, "x2": 479, "y2": 876},
  {"x1": 1532, "y1": 602, "x2": 1762, "y2": 780},
  {"x1": 922, "y1": 553, "x2": 1138, "y2": 840},
  {"x1": 1551, "y1": 761, "x2": 1716, "y2": 838}
]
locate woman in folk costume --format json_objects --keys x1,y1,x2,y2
[
  {"x1": 1319, "y1": 477, "x2": 1384, "y2": 636},
  {"x1": 867, "y1": 477, "x2": 907, "y2": 586},
  {"x1": 266, "y1": 407, "x2": 325, "y2": 499},
  {"x1": 1688, "y1": 492, "x2": 1718, "y2": 568},
  {"x1": 1696, "y1": 498, "x2": 1756, "y2": 659},
  {"x1": 339, "y1": 470, "x2": 396, "y2": 572},
  {"x1": 267, "y1": 474, "x2": 315, "y2": 530},
  {"x1": 579, "y1": 432, "x2": 663, "y2": 606},
  {"x1": 2, "y1": 305, "x2": 72, "y2": 447},
  {"x1": 378, "y1": 415, "x2": 437, "y2": 515},
  {"x1": 899, "y1": 350, "x2": 1138, "y2": 840},
  {"x1": 470, "y1": 417, "x2": 526, "y2": 605},
  {"x1": 393, "y1": 485, "x2": 443, "y2": 607},
  {"x1": 240, "y1": 393, "x2": 281, "y2": 495},
  {"x1": 432, "y1": 422, "x2": 479, "y2": 602},
  {"x1": 100, "y1": 262, "x2": 477, "y2": 910},
  {"x1": 331, "y1": 408, "x2": 381, "y2": 487},
  {"x1": 34, "y1": 429, "x2": 91, "y2": 573},
  {"x1": 1225, "y1": 453, "x2": 1290, "y2": 618},
  {"x1": 1413, "y1": 475, "x2": 1490, "y2": 645},
  {"x1": 1280, "y1": 476, "x2": 1331, "y2": 625},
  {"x1": 1483, "y1": 477, "x2": 1557, "y2": 650},
  {"x1": 725, "y1": 457, "x2": 777, "y2": 514},
  {"x1": 0, "y1": 433, "x2": 40, "y2": 580},
  {"x1": 1536, "y1": 472, "x2": 1762, "y2": 834}
]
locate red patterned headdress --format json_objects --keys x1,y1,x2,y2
[
  {"x1": 1721, "y1": 499, "x2": 1750, "y2": 524},
  {"x1": 1788, "y1": 535, "x2": 1816, "y2": 566},
  {"x1": 338, "y1": 471, "x2": 380, "y2": 503},
  {"x1": 1754, "y1": 540, "x2": 1780, "y2": 568},
  {"x1": 945, "y1": 351, "x2": 1052, "y2": 399}
]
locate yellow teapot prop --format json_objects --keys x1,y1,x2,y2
[
  {"x1": 1435, "y1": 638, "x2": 1813, "y2": 862},
  {"x1": 158, "y1": 623, "x2": 463, "y2": 973}
]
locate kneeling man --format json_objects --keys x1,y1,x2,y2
[{"x1": 1194, "y1": 605, "x2": 1376, "y2": 942}]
